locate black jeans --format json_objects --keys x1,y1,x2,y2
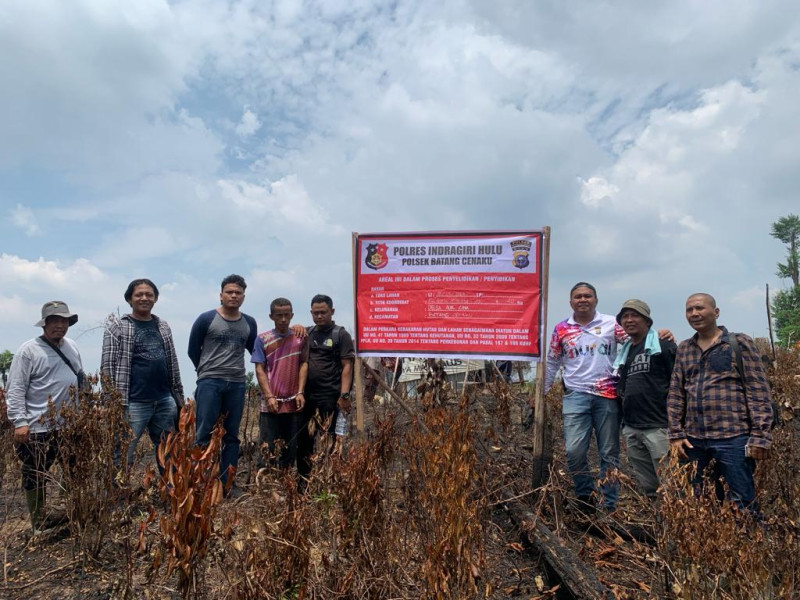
[
  {"x1": 16, "y1": 431, "x2": 66, "y2": 491},
  {"x1": 258, "y1": 411, "x2": 302, "y2": 469},
  {"x1": 297, "y1": 394, "x2": 339, "y2": 479}
]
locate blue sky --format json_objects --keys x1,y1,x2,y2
[{"x1": 1, "y1": 0, "x2": 799, "y2": 389}]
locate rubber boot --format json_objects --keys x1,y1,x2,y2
[{"x1": 24, "y1": 488, "x2": 45, "y2": 534}]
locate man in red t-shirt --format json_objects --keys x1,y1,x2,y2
[{"x1": 251, "y1": 298, "x2": 309, "y2": 471}]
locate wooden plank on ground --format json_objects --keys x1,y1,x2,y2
[{"x1": 527, "y1": 520, "x2": 614, "y2": 600}]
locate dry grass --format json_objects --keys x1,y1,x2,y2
[{"x1": 0, "y1": 352, "x2": 798, "y2": 599}]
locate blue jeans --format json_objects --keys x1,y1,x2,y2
[
  {"x1": 195, "y1": 378, "x2": 246, "y2": 485},
  {"x1": 683, "y1": 435, "x2": 757, "y2": 512},
  {"x1": 562, "y1": 391, "x2": 621, "y2": 508},
  {"x1": 126, "y1": 396, "x2": 178, "y2": 471}
]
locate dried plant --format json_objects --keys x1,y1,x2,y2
[
  {"x1": 149, "y1": 402, "x2": 225, "y2": 599},
  {"x1": 220, "y1": 476, "x2": 312, "y2": 600},
  {"x1": 403, "y1": 397, "x2": 487, "y2": 599},
  {"x1": 658, "y1": 439, "x2": 800, "y2": 599},
  {"x1": 47, "y1": 374, "x2": 129, "y2": 557}
]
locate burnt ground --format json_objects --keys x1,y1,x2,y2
[{"x1": 1, "y1": 374, "x2": 797, "y2": 599}]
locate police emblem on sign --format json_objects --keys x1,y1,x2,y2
[
  {"x1": 510, "y1": 239, "x2": 532, "y2": 269},
  {"x1": 365, "y1": 243, "x2": 389, "y2": 270}
]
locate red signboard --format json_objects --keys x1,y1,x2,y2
[{"x1": 354, "y1": 231, "x2": 544, "y2": 360}]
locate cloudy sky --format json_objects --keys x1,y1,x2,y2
[{"x1": 1, "y1": 0, "x2": 798, "y2": 387}]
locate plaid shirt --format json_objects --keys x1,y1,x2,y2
[
  {"x1": 101, "y1": 313, "x2": 184, "y2": 406},
  {"x1": 667, "y1": 327, "x2": 772, "y2": 449}
]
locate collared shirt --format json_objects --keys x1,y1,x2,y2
[
  {"x1": 667, "y1": 326, "x2": 772, "y2": 449},
  {"x1": 101, "y1": 313, "x2": 184, "y2": 405},
  {"x1": 545, "y1": 312, "x2": 627, "y2": 399},
  {"x1": 6, "y1": 337, "x2": 83, "y2": 433}
]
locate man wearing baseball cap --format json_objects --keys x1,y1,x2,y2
[
  {"x1": 6, "y1": 301, "x2": 84, "y2": 534},
  {"x1": 613, "y1": 300, "x2": 677, "y2": 499}
]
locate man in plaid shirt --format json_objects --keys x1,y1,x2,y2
[{"x1": 667, "y1": 293, "x2": 772, "y2": 511}]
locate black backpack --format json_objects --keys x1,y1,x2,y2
[{"x1": 727, "y1": 332, "x2": 780, "y2": 429}]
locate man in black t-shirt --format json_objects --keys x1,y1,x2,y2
[
  {"x1": 613, "y1": 299, "x2": 677, "y2": 499},
  {"x1": 102, "y1": 279, "x2": 183, "y2": 472},
  {"x1": 297, "y1": 294, "x2": 355, "y2": 478}
]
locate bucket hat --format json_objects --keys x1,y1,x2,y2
[{"x1": 34, "y1": 301, "x2": 79, "y2": 327}]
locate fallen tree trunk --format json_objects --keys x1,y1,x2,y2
[
  {"x1": 508, "y1": 507, "x2": 613, "y2": 600},
  {"x1": 528, "y1": 520, "x2": 614, "y2": 600}
]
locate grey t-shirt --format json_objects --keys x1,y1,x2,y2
[{"x1": 196, "y1": 312, "x2": 251, "y2": 382}]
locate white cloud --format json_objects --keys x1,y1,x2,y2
[
  {"x1": 235, "y1": 107, "x2": 261, "y2": 137},
  {"x1": 578, "y1": 79, "x2": 766, "y2": 230},
  {"x1": 217, "y1": 175, "x2": 341, "y2": 234},
  {"x1": 580, "y1": 177, "x2": 619, "y2": 208},
  {"x1": 11, "y1": 204, "x2": 40, "y2": 236},
  {"x1": 0, "y1": 254, "x2": 106, "y2": 288},
  {"x1": 0, "y1": 0, "x2": 798, "y2": 363}
]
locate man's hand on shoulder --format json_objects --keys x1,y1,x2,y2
[
  {"x1": 657, "y1": 329, "x2": 676, "y2": 343},
  {"x1": 291, "y1": 324, "x2": 307, "y2": 338}
]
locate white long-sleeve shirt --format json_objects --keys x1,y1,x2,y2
[{"x1": 6, "y1": 337, "x2": 82, "y2": 433}]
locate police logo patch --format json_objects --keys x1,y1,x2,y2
[
  {"x1": 510, "y1": 239, "x2": 532, "y2": 269},
  {"x1": 365, "y1": 243, "x2": 389, "y2": 270}
]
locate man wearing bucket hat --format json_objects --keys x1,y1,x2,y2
[
  {"x1": 6, "y1": 301, "x2": 84, "y2": 533},
  {"x1": 613, "y1": 300, "x2": 677, "y2": 499}
]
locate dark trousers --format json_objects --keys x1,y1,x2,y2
[
  {"x1": 258, "y1": 411, "x2": 302, "y2": 469},
  {"x1": 297, "y1": 394, "x2": 339, "y2": 479},
  {"x1": 684, "y1": 434, "x2": 758, "y2": 512},
  {"x1": 195, "y1": 378, "x2": 246, "y2": 485},
  {"x1": 16, "y1": 431, "x2": 66, "y2": 491}
]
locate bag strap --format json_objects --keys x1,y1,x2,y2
[
  {"x1": 331, "y1": 325, "x2": 342, "y2": 363},
  {"x1": 39, "y1": 335, "x2": 79, "y2": 378},
  {"x1": 727, "y1": 331, "x2": 755, "y2": 431},
  {"x1": 727, "y1": 331, "x2": 745, "y2": 388}
]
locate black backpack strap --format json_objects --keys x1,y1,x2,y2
[
  {"x1": 727, "y1": 331, "x2": 745, "y2": 384},
  {"x1": 727, "y1": 331, "x2": 778, "y2": 429},
  {"x1": 331, "y1": 325, "x2": 341, "y2": 364}
]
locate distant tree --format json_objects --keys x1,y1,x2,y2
[
  {"x1": 772, "y1": 287, "x2": 800, "y2": 347},
  {"x1": 0, "y1": 350, "x2": 13, "y2": 388},
  {"x1": 770, "y1": 213, "x2": 800, "y2": 288},
  {"x1": 771, "y1": 214, "x2": 800, "y2": 346}
]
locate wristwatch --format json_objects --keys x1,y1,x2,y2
[{"x1": 340, "y1": 392, "x2": 351, "y2": 400}]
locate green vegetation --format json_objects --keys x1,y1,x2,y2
[
  {"x1": 0, "y1": 349, "x2": 13, "y2": 388},
  {"x1": 771, "y1": 214, "x2": 800, "y2": 346}
]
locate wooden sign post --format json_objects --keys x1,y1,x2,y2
[{"x1": 531, "y1": 226, "x2": 551, "y2": 487}]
